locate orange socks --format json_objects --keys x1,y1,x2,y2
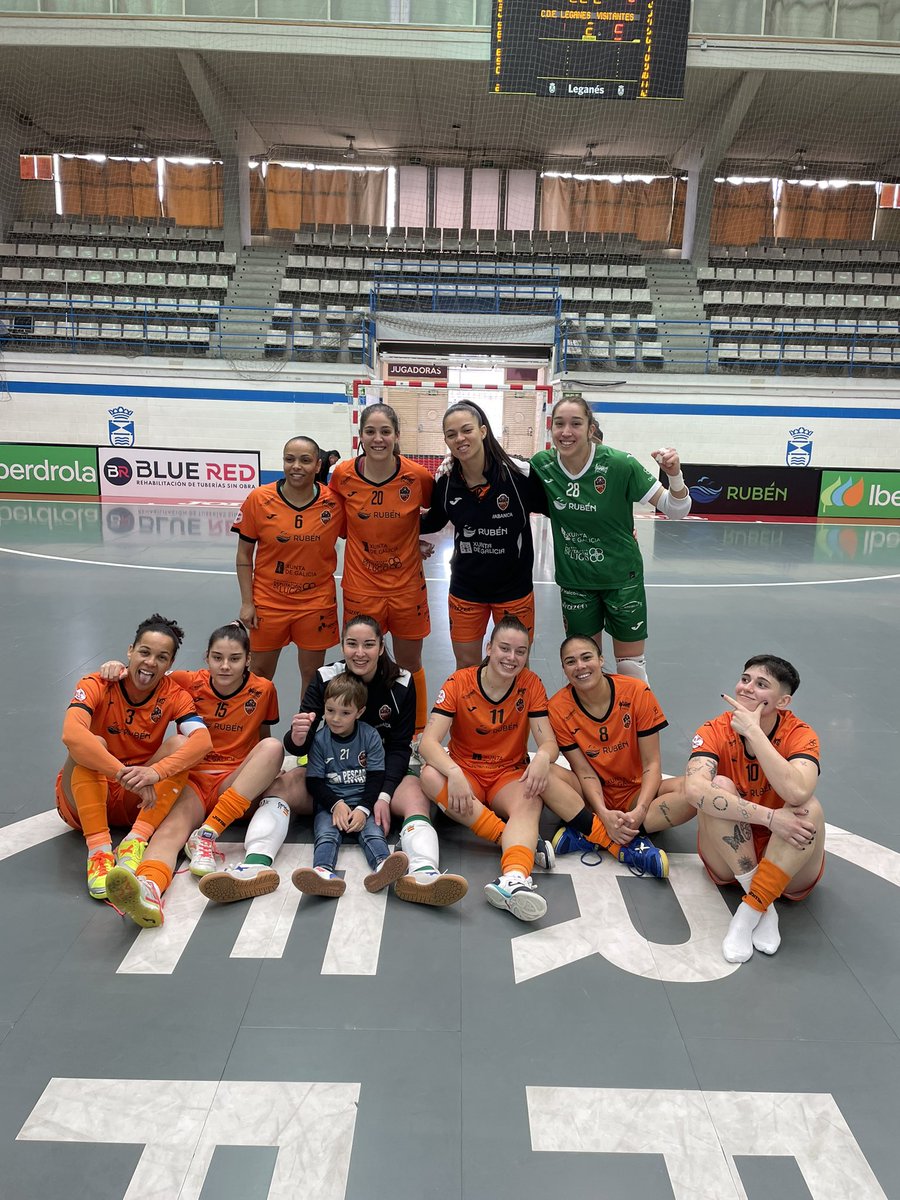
[
  {"x1": 137, "y1": 859, "x2": 174, "y2": 896},
  {"x1": 472, "y1": 809, "x2": 506, "y2": 844},
  {"x1": 70, "y1": 765, "x2": 111, "y2": 849},
  {"x1": 135, "y1": 769, "x2": 189, "y2": 833},
  {"x1": 411, "y1": 668, "x2": 428, "y2": 736},
  {"x1": 204, "y1": 786, "x2": 251, "y2": 836},
  {"x1": 501, "y1": 845, "x2": 535, "y2": 879},
  {"x1": 744, "y1": 859, "x2": 792, "y2": 912},
  {"x1": 589, "y1": 815, "x2": 621, "y2": 857}
]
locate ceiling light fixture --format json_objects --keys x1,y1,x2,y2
[
  {"x1": 791, "y1": 148, "x2": 808, "y2": 175},
  {"x1": 582, "y1": 142, "x2": 598, "y2": 168},
  {"x1": 342, "y1": 135, "x2": 357, "y2": 161}
]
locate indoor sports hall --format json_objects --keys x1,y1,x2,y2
[{"x1": 1, "y1": 3, "x2": 900, "y2": 1198}]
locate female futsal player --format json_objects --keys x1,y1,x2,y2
[
  {"x1": 530, "y1": 394, "x2": 691, "y2": 683},
  {"x1": 419, "y1": 401, "x2": 548, "y2": 669},
  {"x1": 56, "y1": 613, "x2": 212, "y2": 902},
  {"x1": 328, "y1": 403, "x2": 434, "y2": 733},
  {"x1": 96, "y1": 621, "x2": 284, "y2": 927},
  {"x1": 233, "y1": 434, "x2": 345, "y2": 698},
  {"x1": 200, "y1": 614, "x2": 468, "y2": 909}
]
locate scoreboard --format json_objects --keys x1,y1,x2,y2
[{"x1": 491, "y1": 0, "x2": 690, "y2": 100}]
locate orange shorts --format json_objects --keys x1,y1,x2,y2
[
  {"x1": 698, "y1": 834, "x2": 826, "y2": 902},
  {"x1": 599, "y1": 785, "x2": 640, "y2": 813},
  {"x1": 55, "y1": 770, "x2": 140, "y2": 831},
  {"x1": 448, "y1": 592, "x2": 535, "y2": 645},
  {"x1": 250, "y1": 603, "x2": 339, "y2": 653},
  {"x1": 185, "y1": 768, "x2": 235, "y2": 815},
  {"x1": 341, "y1": 585, "x2": 431, "y2": 641},
  {"x1": 437, "y1": 761, "x2": 526, "y2": 810}
]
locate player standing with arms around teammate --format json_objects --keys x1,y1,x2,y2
[
  {"x1": 418, "y1": 615, "x2": 556, "y2": 922},
  {"x1": 530, "y1": 394, "x2": 691, "y2": 682},
  {"x1": 685, "y1": 656, "x2": 824, "y2": 963},
  {"x1": 233, "y1": 435, "x2": 345, "y2": 698},
  {"x1": 328, "y1": 403, "x2": 433, "y2": 734},
  {"x1": 56, "y1": 614, "x2": 212, "y2": 902},
  {"x1": 95, "y1": 621, "x2": 283, "y2": 927},
  {"x1": 419, "y1": 401, "x2": 548, "y2": 669},
  {"x1": 200, "y1": 615, "x2": 468, "y2": 908}
]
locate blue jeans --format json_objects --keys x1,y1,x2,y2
[{"x1": 313, "y1": 809, "x2": 389, "y2": 872}]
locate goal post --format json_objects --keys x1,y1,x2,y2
[{"x1": 350, "y1": 379, "x2": 555, "y2": 467}]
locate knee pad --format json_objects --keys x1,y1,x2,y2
[
  {"x1": 244, "y1": 795, "x2": 291, "y2": 861},
  {"x1": 614, "y1": 654, "x2": 648, "y2": 684}
]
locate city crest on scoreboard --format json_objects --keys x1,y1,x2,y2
[
  {"x1": 785, "y1": 427, "x2": 814, "y2": 467},
  {"x1": 108, "y1": 406, "x2": 136, "y2": 448}
]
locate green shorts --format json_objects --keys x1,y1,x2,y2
[{"x1": 559, "y1": 581, "x2": 648, "y2": 643}]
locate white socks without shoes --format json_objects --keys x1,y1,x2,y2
[{"x1": 724, "y1": 868, "x2": 782, "y2": 963}]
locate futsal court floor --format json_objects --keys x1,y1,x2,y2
[{"x1": 1, "y1": 497, "x2": 899, "y2": 1200}]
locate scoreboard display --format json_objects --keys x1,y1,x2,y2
[{"x1": 491, "y1": 0, "x2": 690, "y2": 100}]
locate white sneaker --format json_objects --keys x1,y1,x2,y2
[
  {"x1": 198, "y1": 861, "x2": 280, "y2": 905},
  {"x1": 484, "y1": 873, "x2": 547, "y2": 922},
  {"x1": 364, "y1": 850, "x2": 409, "y2": 893},
  {"x1": 185, "y1": 828, "x2": 221, "y2": 878}
]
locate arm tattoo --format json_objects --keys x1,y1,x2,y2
[
  {"x1": 712, "y1": 794, "x2": 729, "y2": 812},
  {"x1": 722, "y1": 822, "x2": 752, "y2": 851}
]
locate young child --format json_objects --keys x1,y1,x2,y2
[{"x1": 292, "y1": 674, "x2": 408, "y2": 898}]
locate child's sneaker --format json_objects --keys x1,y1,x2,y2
[
  {"x1": 364, "y1": 850, "x2": 409, "y2": 893},
  {"x1": 292, "y1": 865, "x2": 346, "y2": 898}
]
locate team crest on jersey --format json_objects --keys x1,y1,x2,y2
[
  {"x1": 399, "y1": 486, "x2": 411, "y2": 502},
  {"x1": 497, "y1": 493, "x2": 510, "y2": 512},
  {"x1": 594, "y1": 475, "x2": 607, "y2": 496},
  {"x1": 622, "y1": 713, "x2": 631, "y2": 728},
  {"x1": 379, "y1": 704, "x2": 391, "y2": 722},
  {"x1": 150, "y1": 705, "x2": 163, "y2": 724},
  {"x1": 321, "y1": 509, "x2": 332, "y2": 524},
  {"x1": 692, "y1": 734, "x2": 704, "y2": 749},
  {"x1": 358, "y1": 751, "x2": 367, "y2": 767},
  {"x1": 515, "y1": 697, "x2": 525, "y2": 712},
  {"x1": 73, "y1": 688, "x2": 86, "y2": 703},
  {"x1": 244, "y1": 697, "x2": 257, "y2": 714}
]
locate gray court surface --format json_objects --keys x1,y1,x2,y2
[{"x1": 1, "y1": 499, "x2": 899, "y2": 1200}]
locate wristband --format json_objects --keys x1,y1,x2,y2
[
  {"x1": 667, "y1": 470, "x2": 685, "y2": 492},
  {"x1": 377, "y1": 792, "x2": 391, "y2": 805}
]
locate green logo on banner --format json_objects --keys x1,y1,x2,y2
[
  {"x1": 0, "y1": 444, "x2": 99, "y2": 495},
  {"x1": 819, "y1": 471, "x2": 900, "y2": 519}
]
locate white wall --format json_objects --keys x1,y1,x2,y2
[
  {"x1": 3, "y1": 356, "x2": 900, "y2": 478},
  {"x1": 1, "y1": 353, "x2": 361, "y2": 477}
]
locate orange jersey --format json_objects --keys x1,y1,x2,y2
[
  {"x1": 548, "y1": 675, "x2": 667, "y2": 797},
  {"x1": 690, "y1": 709, "x2": 820, "y2": 813},
  {"x1": 168, "y1": 670, "x2": 279, "y2": 771},
  {"x1": 330, "y1": 455, "x2": 433, "y2": 597},
  {"x1": 65, "y1": 673, "x2": 201, "y2": 768},
  {"x1": 232, "y1": 481, "x2": 345, "y2": 613},
  {"x1": 433, "y1": 666, "x2": 548, "y2": 774}
]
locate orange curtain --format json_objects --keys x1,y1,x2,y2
[
  {"x1": 776, "y1": 182, "x2": 877, "y2": 241},
  {"x1": 58, "y1": 158, "x2": 159, "y2": 218},
  {"x1": 164, "y1": 162, "x2": 223, "y2": 227},
  {"x1": 540, "y1": 175, "x2": 675, "y2": 240},
  {"x1": 710, "y1": 181, "x2": 773, "y2": 246},
  {"x1": 265, "y1": 165, "x2": 387, "y2": 229},
  {"x1": 249, "y1": 165, "x2": 267, "y2": 234}
]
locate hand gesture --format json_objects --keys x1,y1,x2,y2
[
  {"x1": 418, "y1": 538, "x2": 436, "y2": 561},
  {"x1": 770, "y1": 805, "x2": 818, "y2": 848},
  {"x1": 346, "y1": 807, "x2": 366, "y2": 834},
  {"x1": 520, "y1": 751, "x2": 549, "y2": 800},
  {"x1": 446, "y1": 767, "x2": 475, "y2": 818},
  {"x1": 331, "y1": 800, "x2": 352, "y2": 832},
  {"x1": 602, "y1": 807, "x2": 640, "y2": 844},
  {"x1": 239, "y1": 601, "x2": 258, "y2": 630},
  {"x1": 117, "y1": 764, "x2": 160, "y2": 793},
  {"x1": 99, "y1": 660, "x2": 128, "y2": 682},
  {"x1": 722, "y1": 694, "x2": 763, "y2": 738},
  {"x1": 651, "y1": 447, "x2": 681, "y2": 476},
  {"x1": 291, "y1": 711, "x2": 316, "y2": 746},
  {"x1": 374, "y1": 797, "x2": 392, "y2": 835}
]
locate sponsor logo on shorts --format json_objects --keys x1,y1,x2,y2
[
  {"x1": 244, "y1": 698, "x2": 257, "y2": 714},
  {"x1": 594, "y1": 476, "x2": 607, "y2": 495},
  {"x1": 692, "y1": 734, "x2": 704, "y2": 749},
  {"x1": 399, "y1": 486, "x2": 411, "y2": 502},
  {"x1": 497, "y1": 493, "x2": 510, "y2": 512}
]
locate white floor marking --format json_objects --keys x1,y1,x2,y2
[
  {"x1": 3, "y1": 544, "x2": 900, "y2": 588},
  {"x1": 512, "y1": 853, "x2": 740, "y2": 984},
  {"x1": 17, "y1": 1076, "x2": 360, "y2": 1200},
  {"x1": 527, "y1": 1086, "x2": 888, "y2": 1200},
  {"x1": 0, "y1": 809, "x2": 70, "y2": 862}
]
